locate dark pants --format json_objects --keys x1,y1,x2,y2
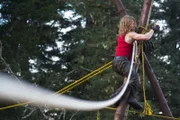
[{"x1": 112, "y1": 56, "x2": 141, "y2": 96}]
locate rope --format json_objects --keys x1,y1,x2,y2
[
  {"x1": 0, "y1": 62, "x2": 112, "y2": 111},
  {"x1": 136, "y1": 26, "x2": 153, "y2": 115},
  {"x1": 60, "y1": 65, "x2": 112, "y2": 94},
  {"x1": 56, "y1": 61, "x2": 112, "y2": 94},
  {"x1": 141, "y1": 41, "x2": 153, "y2": 115},
  {"x1": 97, "y1": 110, "x2": 100, "y2": 120},
  {"x1": 0, "y1": 42, "x2": 136, "y2": 111},
  {"x1": 0, "y1": 44, "x2": 136, "y2": 111},
  {"x1": 0, "y1": 25, "x2": 174, "y2": 119},
  {"x1": 106, "y1": 26, "x2": 176, "y2": 119},
  {"x1": 0, "y1": 101, "x2": 34, "y2": 110},
  {"x1": 134, "y1": 25, "x2": 149, "y2": 62},
  {"x1": 0, "y1": 26, "x2": 145, "y2": 111},
  {"x1": 106, "y1": 107, "x2": 180, "y2": 120}
]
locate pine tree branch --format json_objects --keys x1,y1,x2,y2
[
  {"x1": 22, "y1": 107, "x2": 36, "y2": 119},
  {"x1": 70, "y1": 110, "x2": 79, "y2": 120},
  {"x1": 79, "y1": 66, "x2": 92, "y2": 72},
  {"x1": 0, "y1": 40, "x2": 22, "y2": 84}
]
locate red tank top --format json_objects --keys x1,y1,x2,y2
[{"x1": 115, "y1": 35, "x2": 133, "y2": 60}]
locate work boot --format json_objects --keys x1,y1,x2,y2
[
  {"x1": 127, "y1": 92, "x2": 143, "y2": 110},
  {"x1": 127, "y1": 74, "x2": 143, "y2": 110}
]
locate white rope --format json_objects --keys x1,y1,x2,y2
[{"x1": 0, "y1": 42, "x2": 136, "y2": 111}]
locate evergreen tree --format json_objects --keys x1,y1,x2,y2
[
  {"x1": 0, "y1": 0, "x2": 74, "y2": 119},
  {"x1": 151, "y1": 0, "x2": 180, "y2": 118},
  {"x1": 0, "y1": 0, "x2": 179, "y2": 119}
]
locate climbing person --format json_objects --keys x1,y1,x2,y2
[{"x1": 112, "y1": 15, "x2": 159, "y2": 110}]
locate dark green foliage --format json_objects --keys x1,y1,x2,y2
[
  {"x1": 0, "y1": 0, "x2": 179, "y2": 119},
  {"x1": 150, "y1": 0, "x2": 180, "y2": 118}
]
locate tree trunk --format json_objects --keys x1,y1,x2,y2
[{"x1": 113, "y1": 1, "x2": 129, "y2": 120}]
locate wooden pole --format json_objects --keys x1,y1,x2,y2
[
  {"x1": 114, "y1": 77, "x2": 130, "y2": 120},
  {"x1": 139, "y1": 0, "x2": 153, "y2": 26},
  {"x1": 114, "y1": 0, "x2": 127, "y2": 17},
  {"x1": 114, "y1": 91, "x2": 129, "y2": 120},
  {"x1": 139, "y1": 0, "x2": 174, "y2": 118},
  {"x1": 113, "y1": 1, "x2": 129, "y2": 120},
  {"x1": 144, "y1": 53, "x2": 173, "y2": 119}
]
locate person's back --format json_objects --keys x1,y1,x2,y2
[{"x1": 115, "y1": 35, "x2": 133, "y2": 60}]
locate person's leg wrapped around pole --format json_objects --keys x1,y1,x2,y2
[{"x1": 112, "y1": 56, "x2": 143, "y2": 110}]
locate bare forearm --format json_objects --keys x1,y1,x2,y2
[{"x1": 144, "y1": 29, "x2": 154, "y2": 40}]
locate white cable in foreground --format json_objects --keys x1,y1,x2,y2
[{"x1": 0, "y1": 43, "x2": 136, "y2": 111}]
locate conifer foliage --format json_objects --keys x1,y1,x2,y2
[{"x1": 0, "y1": 0, "x2": 179, "y2": 119}]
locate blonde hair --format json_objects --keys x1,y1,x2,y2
[{"x1": 118, "y1": 15, "x2": 136, "y2": 36}]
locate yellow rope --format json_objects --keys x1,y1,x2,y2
[
  {"x1": 139, "y1": 27, "x2": 153, "y2": 115},
  {"x1": 139, "y1": 23, "x2": 154, "y2": 32},
  {"x1": 106, "y1": 107, "x2": 180, "y2": 120},
  {"x1": 0, "y1": 25, "x2": 177, "y2": 120},
  {"x1": 59, "y1": 64, "x2": 112, "y2": 94},
  {"x1": 97, "y1": 110, "x2": 101, "y2": 120},
  {"x1": 133, "y1": 26, "x2": 153, "y2": 115},
  {"x1": 0, "y1": 61, "x2": 112, "y2": 110},
  {"x1": 135, "y1": 26, "x2": 148, "y2": 60},
  {"x1": 0, "y1": 101, "x2": 34, "y2": 110},
  {"x1": 105, "y1": 26, "x2": 178, "y2": 120},
  {"x1": 139, "y1": 26, "x2": 149, "y2": 32},
  {"x1": 138, "y1": 26, "x2": 177, "y2": 119},
  {"x1": 55, "y1": 61, "x2": 112, "y2": 94}
]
